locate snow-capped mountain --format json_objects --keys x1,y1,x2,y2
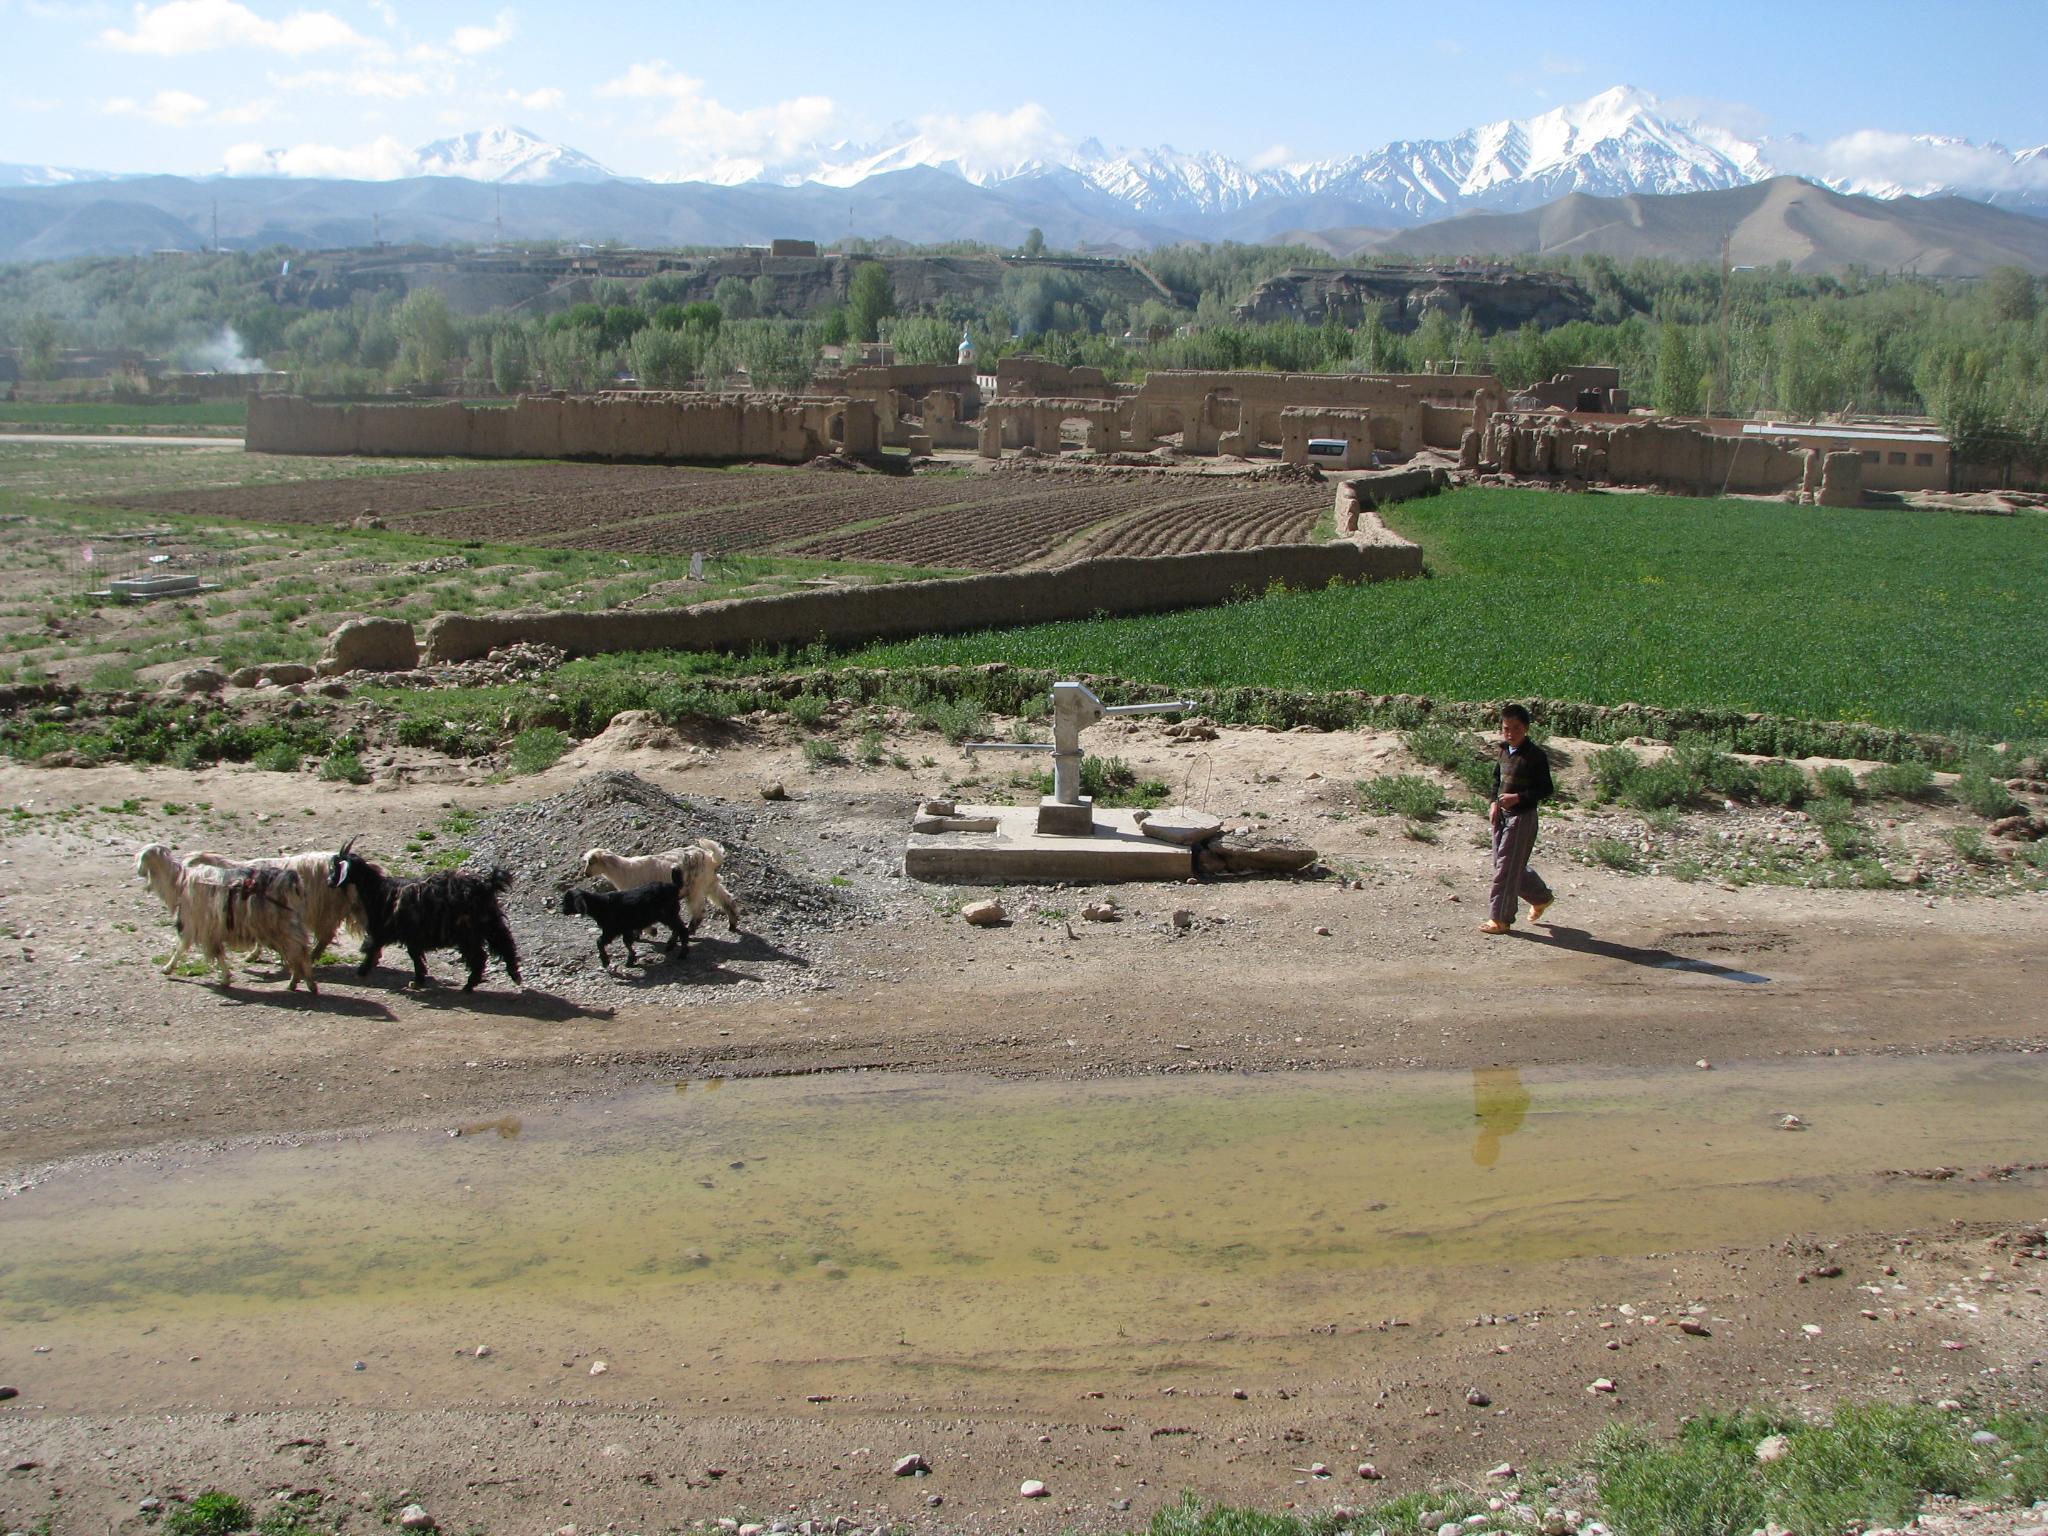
[
  {"x1": 410, "y1": 126, "x2": 614, "y2": 184},
  {"x1": 0, "y1": 162, "x2": 119, "y2": 188},
  {"x1": 655, "y1": 85, "x2": 2044, "y2": 230}
]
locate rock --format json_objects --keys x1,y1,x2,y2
[
  {"x1": 259, "y1": 663, "x2": 316, "y2": 686},
  {"x1": 1754, "y1": 1433, "x2": 1791, "y2": 1464},
  {"x1": 1314, "y1": 925, "x2": 1331, "y2": 936},
  {"x1": 962, "y1": 900, "x2": 1006, "y2": 927},
  {"x1": 1676, "y1": 1319, "x2": 1710, "y2": 1336},
  {"x1": 1970, "y1": 1430, "x2": 2001, "y2": 1445},
  {"x1": 1588, "y1": 1378, "x2": 1616, "y2": 1394},
  {"x1": 138, "y1": 1497, "x2": 162, "y2": 1515},
  {"x1": 1309, "y1": 1462, "x2": 1330, "y2": 1477},
  {"x1": 316, "y1": 680, "x2": 350, "y2": 698},
  {"x1": 397, "y1": 1506, "x2": 435, "y2": 1531},
  {"x1": 1778, "y1": 1114, "x2": 1805, "y2": 1131},
  {"x1": 1231, "y1": 1387, "x2": 1248, "y2": 1399},
  {"x1": 1207, "y1": 832, "x2": 1318, "y2": 874},
  {"x1": 1487, "y1": 1461, "x2": 1514, "y2": 1478},
  {"x1": 0, "y1": 1387, "x2": 15, "y2": 1402},
  {"x1": 1082, "y1": 902, "x2": 1120, "y2": 922},
  {"x1": 892, "y1": 1455, "x2": 929, "y2": 1477},
  {"x1": 760, "y1": 781, "x2": 789, "y2": 801},
  {"x1": 1467, "y1": 1389, "x2": 1493, "y2": 1407},
  {"x1": 912, "y1": 814, "x2": 999, "y2": 834},
  {"x1": 474, "y1": 1345, "x2": 492, "y2": 1358},
  {"x1": 589, "y1": 1359, "x2": 608, "y2": 1375},
  {"x1": 1137, "y1": 807, "x2": 1224, "y2": 847},
  {"x1": 1170, "y1": 907, "x2": 1194, "y2": 930},
  {"x1": 169, "y1": 666, "x2": 226, "y2": 695},
  {"x1": 229, "y1": 666, "x2": 264, "y2": 687},
  {"x1": 1019, "y1": 1480, "x2": 1049, "y2": 1499},
  {"x1": 322, "y1": 617, "x2": 418, "y2": 674},
  {"x1": 1357, "y1": 1463, "x2": 1383, "y2": 1480},
  {"x1": 1163, "y1": 720, "x2": 1219, "y2": 742},
  {"x1": 919, "y1": 800, "x2": 958, "y2": 817},
  {"x1": 352, "y1": 513, "x2": 387, "y2": 530},
  {"x1": 1541, "y1": 1512, "x2": 1570, "y2": 1536}
]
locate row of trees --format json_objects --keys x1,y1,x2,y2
[{"x1": 2, "y1": 246, "x2": 2043, "y2": 466}]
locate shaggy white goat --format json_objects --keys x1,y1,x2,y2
[
  {"x1": 579, "y1": 839, "x2": 740, "y2": 934},
  {"x1": 135, "y1": 842, "x2": 318, "y2": 993},
  {"x1": 184, "y1": 849, "x2": 366, "y2": 960}
]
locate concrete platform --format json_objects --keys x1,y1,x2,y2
[{"x1": 904, "y1": 803, "x2": 1194, "y2": 883}]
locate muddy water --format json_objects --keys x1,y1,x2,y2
[{"x1": 3, "y1": 1056, "x2": 2045, "y2": 1413}]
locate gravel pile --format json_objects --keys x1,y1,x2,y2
[{"x1": 459, "y1": 770, "x2": 866, "y2": 1000}]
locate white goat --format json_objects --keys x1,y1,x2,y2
[
  {"x1": 184, "y1": 849, "x2": 366, "y2": 961},
  {"x1": 135, "y1": 843, "x2": 318, "y2": 994},
  {"x1": 580, "y1": 839, "x2": 740, "y2": 934}
]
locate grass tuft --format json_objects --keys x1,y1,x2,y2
[{"x1": 507, "y1": 726, "x2": 571, "y2": 775}]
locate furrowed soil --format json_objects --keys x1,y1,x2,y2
[{"x1": 2, "y1": 711, "x2": 2045, "y2": 1535}]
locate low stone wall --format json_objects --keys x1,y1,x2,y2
[
  {"x1": 246, "y1": 391, "x2": 878, "y2": 462},
  {"x1": 423, "y1": 541, "x2": 1420, "y2": 664},
  {"x1": 1479, "y1": 414, "x2": 1818, "y2": 497}
]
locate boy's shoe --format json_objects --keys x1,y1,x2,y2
[
  {"x1": 1529, "y1": 900, "x2": 1552, "y2": 923},
  {"x1": 1479, "y1": 920, "x2": 1512, "y2": 935}
]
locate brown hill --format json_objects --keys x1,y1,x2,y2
[{"x1": 1365, "y1": 176, "x2": 2048, "y2": 275}]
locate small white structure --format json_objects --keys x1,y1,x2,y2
[{"x1": 957, "y1": 326, "x2": 978, "y2": 367}]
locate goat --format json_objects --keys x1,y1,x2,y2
[
  {"x1": 559, "y1": 871, "x2": 688, "y2": 969},
  {"x1": 184, "y1": 849, "x2": 366, "y2": 961},
  {"x1": 580, "y1": 839, "x2": 739, "y2": 934},
  {"x1": 327, "y1": 840, "x2": 522, "y2": 992},
  {"x1": 135, "y1": 842, "x2": 318, "y2": 994}
]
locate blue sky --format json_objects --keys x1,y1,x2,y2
[{"x1": 1, "y1": 0, "x2": 2043, "y2": 178}]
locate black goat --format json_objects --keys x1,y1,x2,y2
[
  {"x1": 560, "y1": 871, "x2": 688, "y2": 969},
  {"x1": 327, "y1": 840, "x2": 522, "y2": 992}
]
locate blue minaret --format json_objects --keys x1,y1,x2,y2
[{"x1": 957, "y1": 326, "x2": 978, "y2": 366}]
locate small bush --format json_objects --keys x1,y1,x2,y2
[
  {"x1": 1404, "y1": 722, "x2": 1479, "y2": 773},
  {"x1": 251, "y1": 742, "x2": 301, "y2": 774},
  {"x1": 802, "y1": 736, "x2": 848, "y2": 767},
  {"x1": 785, "y1": 692, "x2": 831, "y2": 729},
  {"x1": 1621, "y1": 757, "x2": 1696, "y2": 811},
  {"x1": 508, "y1": 726, "x2": 571, "y2": 775},
  {"x1": 1752, "y1": 760, "x2": 1809, "y2": 807},
  {"x1": 1813, "y1": 764, "x2": 1860, "y2": 801},
  {"x1": 1675, "y1": 740, "x2": 1760, "y2": 802},
  {"x1": 165, "y1": 1490, "x2": 253, "y2": 1536},
  {"x1": 318, "y1": 749, "x2": 369, "y2": 785},
  {"x1": 914, "y1": 696, "x2": 989, "y2": 744},
  {"x1": 1946, "y1": 825, "x2": 1991, "y2": 864},
  {"x1": 1956, "y1": 759, "x2": 2021, "y2": 819},
  {"x1": 855, "y1": 727, "x2": 885, "y2": 766},
  {"x1": 1585, "y1": 837, "x2": 1643, "y2": 872},
  {"x1": 1862, "y1": 759, "x2": 1936, "y2": 801},
  {"x1": 1810, "y1": 796, "x2": 1865, "y2": 857},
  {"x1": 1588, "y1": 745, "x2": 1643, "y2": 801},
  {"x1": 1357, "y1": 773, "x2": 1446, "y2": 821},
  {"x1": 88, "y1": 660, "x2": 138, "y2": 690}
]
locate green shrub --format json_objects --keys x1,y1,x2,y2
[
  {"x1": 165, "y1": 1490, "x2": 253, "y2": 1536},
  {"x1": 913, "y1": 696, "x2": 990, "y2": 744},
  {"x1": 1033, "y1": 754, "x2": 1169, "y2": 809},
  {"x1": 318, "y1": 749, "x2": 369, "y2": 785},
  {"x1": 1810, "y1": 796, "x2": 1865, "y2": 857},
  {"x1": 1585, "y1": 837, "x2": 1643, "y2": 872},
  {"x1": 251, "y1": 742, "x2": 301, "y2": 774},
  {"x1": 1588, "y1": 745, "x2": 1643, "y2": 801},
  {"x1": 1404, "y1": 721, "x2": 1479, "y2": 772},
  {"x1": 1813, "y1": 764, "x2": 1860, "y2": 801},
  {"x1": 1861, "y1": 759, "x2": 1936, "y2": 801},
  {"x1": 855, "y1": 727, "x2": 885, "y2": 766},
  {"x1": 802, "y1": 736, "x2": 848, "y2": 767},
  {"x1": 1956, "y1": 759, "x2": 2021, "y2": 819},
  {"x1": 507, "y1": 726, "x2": 571, "y2": 775},
  {"x1": 1674, "y1": 740, "x2": 1760, "y2": 802},
  {"x1": 1752, "y1": 760, "x2": 1809, "y2": 807},
  {"x1": 1946, "y1": 825, "x2": 1991, "y2": 864},
  {"x1": 88, "y1": 660, "x2": 138, "y2": 690},
  {"x1": 1357, "y1": 773, "x2": 1446, "y2": 821},
  {"x1": 785, "y1": 691, "x2": 831, "y2": 729},
  {"x1": 1621, "y1": 757, "x2": 1696, "y2": 811}
]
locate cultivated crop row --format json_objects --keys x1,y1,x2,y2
[{"x1": 1076, "y1": 489, "x2": 1326, "y2": 558}]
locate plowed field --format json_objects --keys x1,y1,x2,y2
[{"x1": 114, "y1": 463, "x2": 1335, "y2": 570}]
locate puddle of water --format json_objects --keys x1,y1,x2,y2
[{"x1": 3, "y1": 1056, "x2": 2044, "y2": 1410}]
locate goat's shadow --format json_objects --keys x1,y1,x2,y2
[
  {"x1": 588, "y1": 929, "x2": 810, "y2": 990},
  {"x1": 190, "y1": 978, "x2": 397, "y2": 1019},
  {"x1": 344, "y1": 967, "x2": 615, "y2": 1020},
  {"x1": 1509, "y1": 924, "x2": 1771, "y2": 984}
]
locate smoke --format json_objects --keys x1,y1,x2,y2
[{"x1": 179, "y1": 326, "x2": 266, "y2": 374}]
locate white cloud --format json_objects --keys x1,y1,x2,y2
[
  {"x1": 1773, "y1": 130, "x2": 2048, "y2": 195},
  {"x1": 106, "y1": 87, "x2": 208, "y2": 124},
  {"x1": 1538, "y1": 53, "x2": 1585, "y2": 76},
  {"x1": 213, "y1": 95, "x2": 275, "y2": 123},
  {"x1": 222, "y1": 133, "x2": 414, "y2": 177},
  {"x1": 507, "y1": 85, "x2": 563, "y2": 111},
  {"x1": 1665, "y1": 94, "x2": 1773, "y2": 141},
  {"x1": 102, "y1": 0, "x2": 369, "y2": 54},
  {"x1": 366, "y1": 0, "x2": 396, "y2": 25},
  {"x1": 909, "y1": 104, "x2": 1065, "y2": 170},
  {"x1": 450, "y1": 6, "x2": 511, "y2": 53},
  {"x1": 1249, "y1": 142, "x2": 1293, "y2": 172},
  {"x1": 599, "y1": 60, "x2": 837, "y2": 173},
  {"x1": 271, "y1": 64, "x2": 430, "y2": 97}
]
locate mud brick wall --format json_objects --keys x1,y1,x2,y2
[
  {"x1": 1481, "y1": 414, "x2": 1814, "y2": 495},
  {"x1": 247, "y1": 393, "x2": 876, "y2": 463},
  {"x1": 423, "y1": 541, "x2": 1421, "y2": 663}
]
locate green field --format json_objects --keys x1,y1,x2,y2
[
  {"x1": 0, "y1": 399, "x2": 247, "y2": 430},
  {"x1": 846, "y1": 488, "x2": 2048, "y2": 739}
]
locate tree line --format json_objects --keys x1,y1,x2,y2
[{"x1": 1, "y1": 244, "x2": 2042, "y2": 466}]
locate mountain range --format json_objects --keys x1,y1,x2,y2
[{"x1": 2, "y1": 87, "x2": 2045, "y2": 266}]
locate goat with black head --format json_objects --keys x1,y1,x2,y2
[{"x1": 327, "y1": 838, "x2": 522, "y2": 992}]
